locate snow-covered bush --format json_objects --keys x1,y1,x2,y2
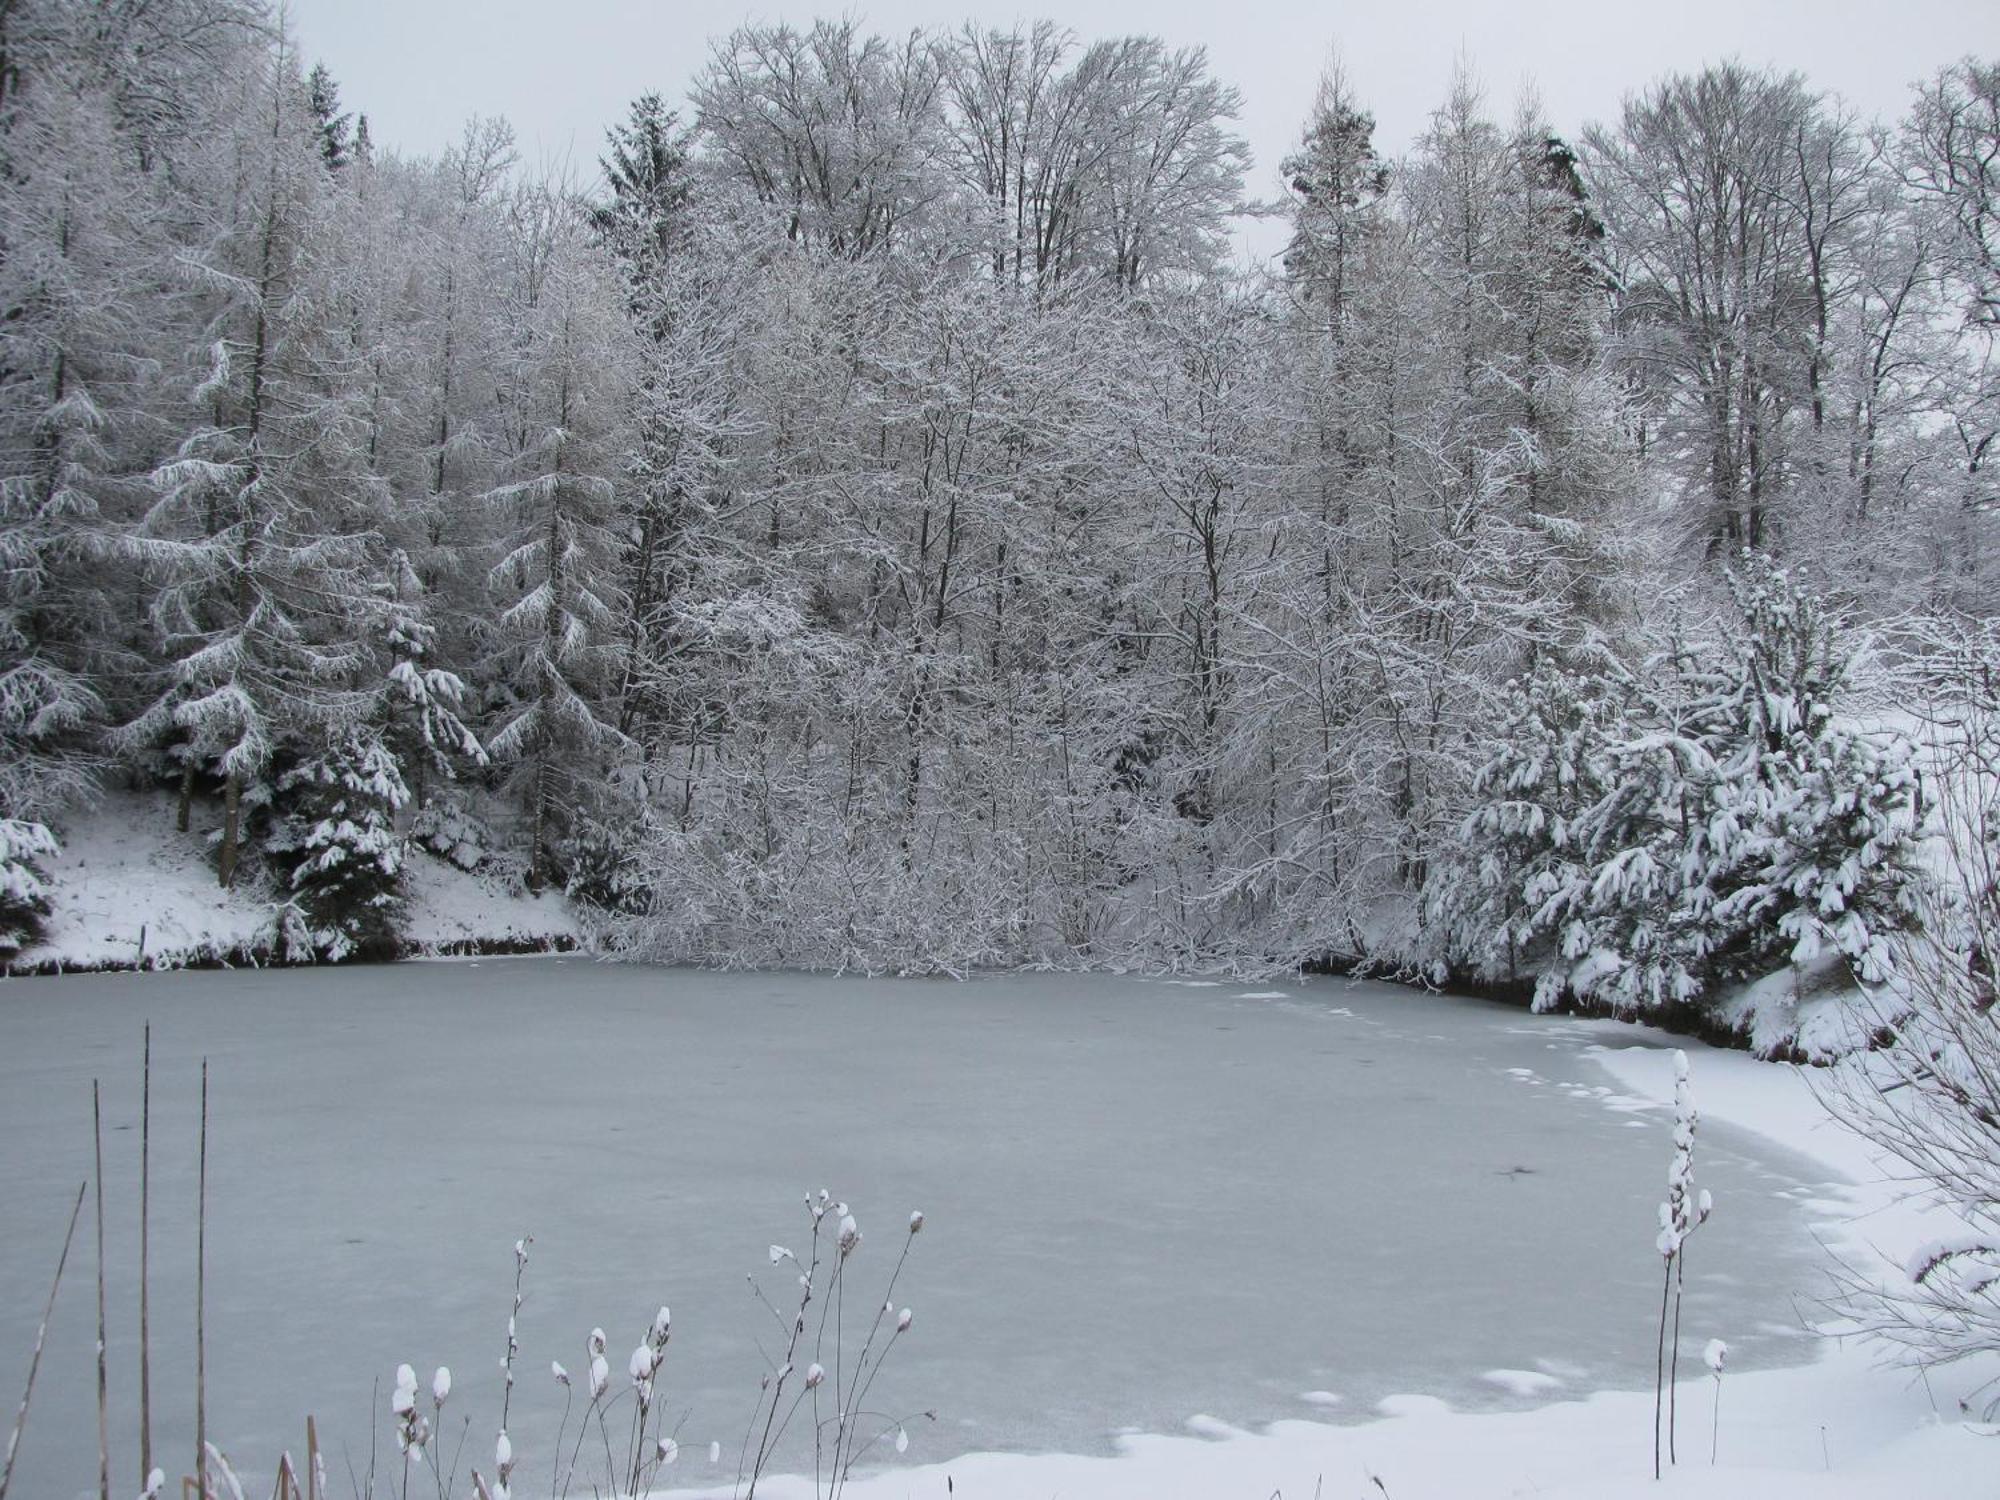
[
  {"x1": 0, "y1": 816, "x2": 59, "y2": 958},
  {"x1": 558, "y1": 814, "x2": 655, "y2": 917},
  {"x1": 1677, "y1": 561, "x2": 1923, "y2": 988},
  {"x1": 263, "y1": 731, "x2": 410, "y2": 960},
  {"x1": 1432, "y1": 653, "x2": 1635, "y2": 988},
  {"x1": 1442, "y1": 558, "x2": 1923, "y2": 1016}
]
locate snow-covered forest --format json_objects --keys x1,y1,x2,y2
[{"x1": 2, "y1": 1, "x2": 1996, "y2": 1009}]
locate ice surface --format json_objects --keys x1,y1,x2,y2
[{"x1": 0, "y1": 963, "x2": 1830, "y2": 1498}]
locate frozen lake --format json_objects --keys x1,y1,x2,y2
[{"x1": 0, "y1": 960, "x2": 1831, "y2": 1498}]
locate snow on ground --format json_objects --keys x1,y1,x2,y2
[
  {"x1": 397, "y1": 835, "x2": 583, "y2": 953},
  {"x1": 15, "y1": 790, "x2": 581, "y2": 970},
  {"x1": 677, "y1": 1013, "x2": 1999, "y2": 1500},
  {"x1": 695, "y1": 1347, "x2": 1989, "y2": 1500},
  {"x1": 1712, "y1": 959, "x2": 1885, "y2": 1062},
  {"x1": 27, "y1": 792, "x2": 273, "y2": 968}
]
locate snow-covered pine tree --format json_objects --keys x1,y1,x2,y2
[
  {"x1": 1459, "y1": 559, "x2": 1922, "y2": 1014},
  {"x1": 1349, "y1": 66, "x2": 1585, "y2": 906},
  {"x1": 375, "y1": 557, "x2": 486, "y2": 809},
  {"x1": 0, "y1": 817, "x2": 60, "y2": 959},
  {"x1": 1432, "y1": 652, "x2": 1631, "y2": 987},
  {"x1": 1489, "y1": 100, "x2": 1632, "y2": 623},
  {"x1": 1281, "y1": 58, "x2": 1391, "y2": 319},
  {"x1": 592, "y1": 95, "x2": 742, "y2": 752},
  {"x1": 120, "y1": 31, "x2": 386, "y2": 887},
  {"x1": 0, "y1": 11, "x2": 166, "y2": 830},
  {"x1": 305, "y1": 62, "x2": 353, "y2": 171},
  {"x1": 483, "y1": 184, "x2": 637, "y2": 889},
  {"x1": 264, "y1": 730, "x2": 409, "y2": 959},
  {"x1": 1519, "y1": 663, "x2": 1713, "y2": 1012},
  {"x1": 1681, "y1": 557, "x2": 1923, "y2": 985}
]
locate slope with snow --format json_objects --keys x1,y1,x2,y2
[{"x1": 12, "y1": 791, "x2": 581, "y2": 972}]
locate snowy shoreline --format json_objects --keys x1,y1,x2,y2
[
  {"x1": 5, "y1": 791, "x2": 586, "y2": 977},
  {"x1": 10, "y1": 796, "x2": 1870, "y2": 1082}
]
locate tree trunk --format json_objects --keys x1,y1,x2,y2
[{"x1": 217, "y1": 772, "x2": 242, "y2": 889}]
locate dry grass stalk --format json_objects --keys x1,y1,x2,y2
[
  {"x1": 0, "y1": 1180, "x2": 88, "y2": 1500},
  {"x1": 95, "y1": 1080, "x2": 110, "y2": 1500},
  {"x1": 141, "y1": 1023, "x2": 154, "y2": 1482},
  {"x1": 197, "y1": 1058, "x2": 209, "y2": 1500}
]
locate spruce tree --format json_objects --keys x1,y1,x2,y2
[
  {"x1": 265, "y1": 731, "x2": 408, "y2": 959},
  {"x1": 306, "y1": 61, "x2": 353, "y2": 170}
]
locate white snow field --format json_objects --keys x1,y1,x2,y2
[{"x1": 0, "y1": 962, "x2": 1988, "y2": 1499}]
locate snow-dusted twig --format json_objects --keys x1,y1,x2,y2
[
  {"x1": 1704, "y1": 1338, "x2": 1727, "y2": 1464},
  {"x1": 738, "y1": 1194, "x2": 927, "y2": 1499},
  {"x1": 829, "y1": 1211, "x2": 924, "y2": 1496},
  {"x1": 740, "y1": 1195, "x2": 830, "y2": 1500},
  {"x1": 390, "y1": 1365, "x2": 429, "y2": 1500},
  {"x1": 201, "y1": 1440, "x2": 244, "y2": 1500},
  {"x1": 1653, "y1": 1050, "x2": 1712, "y2": 1479},
  {"x1": 497, "y1": 1239, "x2": 530, "y2": 1432}
]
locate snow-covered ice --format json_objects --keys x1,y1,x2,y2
[
  {"x1": 1479, "y1": 1368, "x2": 1563, "y2": 1396},
  {"x1": 0, "y1": 963, "x2": 1846, "y2": 1498}
]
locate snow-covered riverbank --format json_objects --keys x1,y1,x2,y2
[{"x1": 8, "y1": 791, "x2": 582, "y2": 973}]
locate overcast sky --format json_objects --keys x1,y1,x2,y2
[{"x1": 290, "y1": 0, "x2": 1994, "y2": 266}]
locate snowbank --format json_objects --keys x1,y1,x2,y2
[
  {"x1": 1710, "y1": 959, "x2": 1886, "y2": 1062},
  {"x1": 698, "y1": 1358, "x2": 1987, "y2": 1500},
  {"x1": 10, "y1": 791, "x2": 583, "y2": 972}
]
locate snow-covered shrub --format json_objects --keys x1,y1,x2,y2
[
  {"x1": 264, "y1": 731, "x2": 410, "y2": 960},
  {"x1": 557, "y1": 815, "x2": 654, "y2": 916},
  {"x1": 1677, "y1": 561, "x2": 1923, "y2": 988},
  {"x1": 1443, "y1": 558, "x2": 1922, "y2": 1016},
  {"x1": 0, "y1": 816, "x2": 59, "y2": 958},
  {"x1": 1431, "y1": 654, "x2": 1633, "y2": 988}
]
